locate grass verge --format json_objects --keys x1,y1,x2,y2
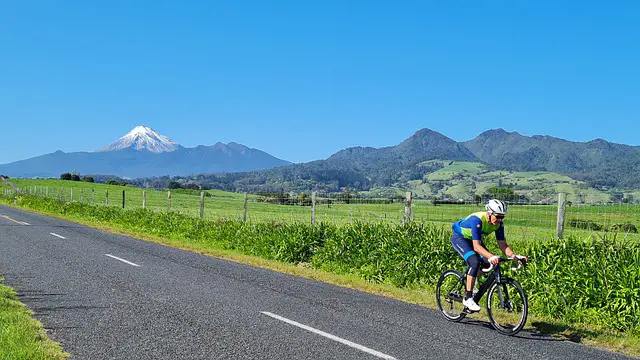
[
  {"x1": 0, "y1": 278, "x2": 69, "y2": 359},
  {"x1": 1, "y1": 200, "x2": 639, "y2": 358}
]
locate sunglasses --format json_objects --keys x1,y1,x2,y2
[{"x1": 492, "y1": 214, "x2": 505, "y2": 220}]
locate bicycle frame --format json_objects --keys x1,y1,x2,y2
[
  {"x1": 471, "y1": 264, "x2": 501, "y2": 303},
  {"x1": 445, "y1": 260, "x2": 515, "y2": 309},
  {"x1": 458, "y1": 263, "x2": 510, "y2": 309}
]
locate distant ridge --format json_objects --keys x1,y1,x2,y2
[
  {"x1": 3, "y1": 126, "x2": 640, "y2": 189},
  {"x1": 461, "y1": 129, "x2": 640, "y2": 187},
  {"x1": 0, "y1": 126, "x2": 291, "y2": 178},
  {"x1": 181, "y1": 127, "x2": 640, "y2": 191}
]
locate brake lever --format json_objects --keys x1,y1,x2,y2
[{"x1": 510, "y1": 257, "x2": 527, "y2": 271}]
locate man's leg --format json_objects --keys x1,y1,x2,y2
[
  {"x1": 451, "y1": 233, "x2": 481, "y2": 311},
  {"x1": 464, "y1": 254, "x2": 481, "y2": 296}
]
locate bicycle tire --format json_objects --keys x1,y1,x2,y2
[
  {"x1": 436, "y1": 270, "x2": 467, "y2": 322},
  {"x1": 486, "y1": 278, "x2": 528, "y2": 335}
]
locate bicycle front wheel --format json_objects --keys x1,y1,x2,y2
[
  {"x1": 436, "y1": 270, "x2": 467, "y2": 322},
  {"x1": 486, "y1": 278, "x2": 528, "y2": 335}
]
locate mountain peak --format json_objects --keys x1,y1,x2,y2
[
  {"x1": 129, "y1": 125, "x2": 155, "y2": 136},
  {"x1": 478, "y1": 128, "x2": 507, "y2": 136},
  {"x1": 101, "y1": 125, "x2": 181, "y2": 153}
]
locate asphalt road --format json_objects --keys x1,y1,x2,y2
[{"x1": 0, "y1": 204, "x2": 633, "y2": 359}]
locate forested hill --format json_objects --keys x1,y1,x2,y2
[
  {"x1": 462, "y1": 129, "x2": 640, "y2": 188},
  {"x1": 132, "y1": 128, "x2": 640, "y2": 192},
  {"x1": 321, "y1": 129, "x2": 478, "y2": 185}
]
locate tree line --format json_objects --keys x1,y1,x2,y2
[{"x1": 60, "y1": 173, "x2": 94, "y2": 183}]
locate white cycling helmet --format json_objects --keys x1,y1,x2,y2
[{"x1": 485, "y1": 199, "x2": 508, "y2": 215}]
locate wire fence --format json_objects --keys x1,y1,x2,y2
[{"x1": 3, "y1": 184, "x2": 640, "y2": 242}]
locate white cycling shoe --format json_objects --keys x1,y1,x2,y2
[{"x1": 463, "y1": 297, "x2": 481, "y2": 312}]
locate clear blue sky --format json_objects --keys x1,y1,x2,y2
[{"x1": 1, "y1": 1, "x2": 639, "y2": 165}]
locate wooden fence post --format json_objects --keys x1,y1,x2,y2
[
  {"x1": 200, "y1": 191, "x2": 205, "y2": 219},
  {"x1": 92, "y1": 188, "x2": 95, "y2": 204},
  {"x1": 556, "y1": 192, "x2": 566, "y2": 239},
  {"x1": 167, "y1": 191, "x2": 171, "y2": 211},
  {"x1": 404, "y1": 191, "x2": 413, "y2": 223},
  {"x1": 311, "y1": 191, "x2": 317, "y2": 224},
  {"x1": 71, "y1": 188, "x2": 74, "y2": 202},
  {"x1": 122, "y1": 190, "x2": 125, "y2": 209},
  {"x1": 243, "y1": 192, "x2": 248, "y2": 222},
  {"x1": 143, "y1": 190, "x2": 146, "y2": 209},
  {"x1": 105, "y1": 190, "x2": 109, "y2": 205}
]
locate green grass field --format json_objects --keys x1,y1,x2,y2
[
  {"x1": 425, "y1": 161, "x2": 487, "y2": 181},
  {"x1": 407, "y1": 160, "x2": 616, "y2": 204},
  {"x1": 4, "y1": 178, "x2": 640, "y2": 243},
  {"x1": 0, "y1": 279, "x2": 68, "y2": 359}
]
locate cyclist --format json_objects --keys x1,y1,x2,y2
[{"x1": 450, "y1": 199, "x2": 527, "y2": 312}]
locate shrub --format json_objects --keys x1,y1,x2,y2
[
  {"x1": 568, "y1": 219, "x2": 602, "y2": 231},
  {"x1": 609, "y1": 222, "x2": 638, "y2": 233},
  {"x1": 167, "y1": 181, "x2": 181, "y2": 189},
  {"x1": 105, "y1": 180, "x2": 127, "y2": 186}
]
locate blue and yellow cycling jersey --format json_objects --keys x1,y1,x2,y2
[{"x1": 452, "y1": 211, "x2": 505, "y2": 241}]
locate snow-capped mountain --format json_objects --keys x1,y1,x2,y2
[
  {"x1": 0, "y1": 125, "x2": 291, "y2": 178},
  {"x1": 100, "y1": 125, "x2": 181, "y2": 153}
]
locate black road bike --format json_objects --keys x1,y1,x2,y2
[{"x1": 436, "y1": 257, "x2": 528, "y2": 335}]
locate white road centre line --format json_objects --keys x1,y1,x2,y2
[
  {"x1": 260, "y1": 312, "x2": 397, "y2": 360},
  {"x1": 21, "y1": 222, "x2": 31, "y2": 225},
  {"x1": 49, "y1": 232, "x2": 66, "y2": 239},
  {"x1": 105, "y1": 254, "x2": 141, "y2": 267}
]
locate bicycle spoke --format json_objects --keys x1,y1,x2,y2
[{"x1": 436, "y1": 270, "x2": 467, "y2": 321}]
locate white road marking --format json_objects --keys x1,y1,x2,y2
[
  {"x1": 49, "y1": 232, "x2": 66, "y2": 239},
  {"x1": 260, "y1": 312, "x2": 397, "y2": 360},
  {"x1": 21, "y1": 222, "x2": 31, "y2": 225},
  {"x1": 105, "y1": 254, "x2": 140, "y2": 267}
]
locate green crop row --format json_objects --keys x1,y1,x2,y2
[{"x1": 2, "y1": 192, "x2": 639, "y2": 333}]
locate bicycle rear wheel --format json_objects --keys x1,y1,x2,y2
[
  {"x1": 436, "y1": 270, "x2": 467, "y2": 322},
  {"x1": 486, "y1": 278, "x2": 528, "y2": 335}
]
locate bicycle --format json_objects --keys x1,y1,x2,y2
[{"x1": 435, "y1": 257, "x2": 528, "y2": 335}]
